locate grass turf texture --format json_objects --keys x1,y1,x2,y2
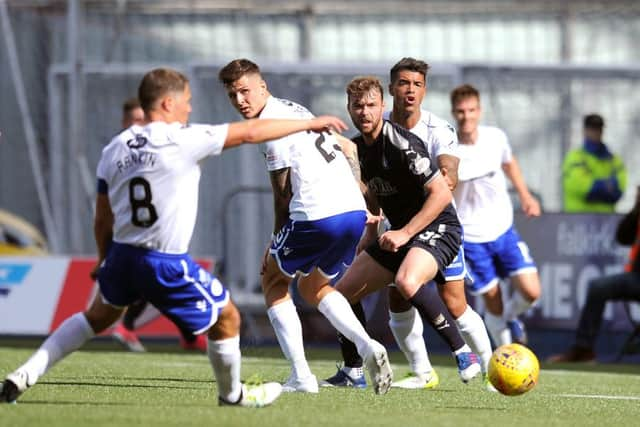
[{"x1": 1, "y1": 344, "x2": 639, "y2": 427}]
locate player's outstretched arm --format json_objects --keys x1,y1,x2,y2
[
  {"x1": 502, "y1": 156, "x2": 540, "y2": 217},
  {"x1": 222, "y1": 116, "x2": 348, "y2": 150}
]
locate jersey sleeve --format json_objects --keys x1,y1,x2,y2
[
  {"x1": 260, "y1": 136, "x2": 294, "y2": 171},
  {"x1": 404, "y1": 131, "x2": 441, "y2": 186},
  {"x1": 178, "y1": 123, "x2": 229, "y2": 161},
  {"x1": 498, "y1": 128, "x2": 513, "y2": 164},
  {"x1": 431, "y1": 123, "x2": 459, "y2": 159}
]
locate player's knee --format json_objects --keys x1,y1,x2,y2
[
  {"x1": 439, "y1": 281, "x2": 468, "y2": 317},
  {"x1": 483, "y1": 290, "x2": 503, "y2": 315},
  {"x1": 393, "y1": 274, "x2": 422, "y2": 299},
  {"x1": 84, "y1": 298, "x2": 123, "y2": 333},
  {"x1": 261, "y1": 273, "x2": 291, "y2": 306}
]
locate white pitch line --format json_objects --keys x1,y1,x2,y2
[
  {"x1": 543, "y1": 369, "x2": 639, "y2": 379},
  {"x1": 554, "y1": 393, "x2": 640, "y2": 401}
]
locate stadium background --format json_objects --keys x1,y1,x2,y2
[{"x1": 1, "y1": 0, "x2": 639, "y2": 357}]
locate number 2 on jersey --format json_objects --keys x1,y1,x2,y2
[
  {"x1": 129, "y1": 177, "x2": 158, "y2": 227},
  {"x1": 315, "y1": 133, "x2": 341, "y2": 163}
]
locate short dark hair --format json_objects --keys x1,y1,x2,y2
[
  {"x1": 122, "y1": 97, "x2": 141, "y2": 115},
  {"x1": 390, "y1": 57, "x2": 430, "y2": 83},
  {"x1": 346, "y1": 76, "x2": 384, "y2": 102},
  {"x1": 218, "y1": 59, "x2": 261, "y2": 86},
  {"x1": 450, "y1": 84, "x2": 480, "y2": 107},
  {"x1": 138, "y1": 68, "x2": 189, "y2": 114},
  {"x1": 584, "y1": 114, "x2": 604, "y2": 129}
]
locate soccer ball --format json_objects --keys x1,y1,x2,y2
[{"x1": 488, "y1": 343, "x2": 539, "y2": 396}]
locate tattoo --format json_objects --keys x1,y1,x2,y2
[
  {"x1": 346, "y1": 153, "x2": 361, "y2": 181},
  {"x1": 336, "y1": 134, "x2": 361, "y2": 181}
]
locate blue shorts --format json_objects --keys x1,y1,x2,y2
[
  {"x1": 98, "y1": 242, "x2": 229, "y2": 335},
  {"x1": 463, "y1": 226, "x2": 537, "y2": 295},
  {"x1": 443, "y1": 246, "x2": 467, "y2": 282},
  {"x1": 270, "y1": 210, "x2": 366, "y2": 279}
]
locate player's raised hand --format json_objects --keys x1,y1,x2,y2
[{"x1": 308, "y1": 115, "x2": 348, "y2": 133}]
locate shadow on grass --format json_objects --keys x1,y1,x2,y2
[{"x1": 38, "y1": 380, "x2": 206, "y2": 390}]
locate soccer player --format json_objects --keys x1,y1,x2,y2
[
  {"x1": 219, "y1": 59, "x2": 393, "y2": 395},
  {"x1": 0, "y1": 67, "x2": 348, "y2": 406},
  {"x1": 111, "y1": 97, "x2": 208, "y2": 353},
  {"x1": 219, "y1": 59, "x2": 368, "y2": 392},
  {"x1": 117, "y1": 97, "x2": 205, "y2": 352},
  {"x1": 335, "y1": 76, "x2": 481, "y2": 384},
  {"x1": 383, "y1": 58, "x2": 493, "y2": 389},
  {"x1": 450, "y1": 84, "x2": 541, "y2": 347}
]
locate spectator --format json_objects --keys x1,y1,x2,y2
[
  {"x1": 548, "y1": 185, "x2": 640, "y2": 363},
  {"x1": 563, "y1": 114, "x2": 626, "y2": 212}
]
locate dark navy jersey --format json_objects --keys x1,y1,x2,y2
[{"x1": 352, "y1": 120, "x2": 459, "y2": 229}]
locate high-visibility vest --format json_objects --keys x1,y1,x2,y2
[{"x1": 562, "y1": 148, "x2": 626, "y2": 213}]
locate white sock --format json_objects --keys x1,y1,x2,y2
[
  {"x1": 208, "y1": 335, "x2": 242, "y2": 403},
  {"x1": 18, "y1": 312, "x2": 94, "y2": 385},
  {"x1": 267, "y1": 299, "x2": 312, "y2": 379},
  {"x1": 342, "y1": 366, "x2": 364, "y2": 378},
  {"x1": 317, "y1": 291, "x2": 372, "y2": 358},
  {"x1": 455, "y1": 305, "x2": 493, "y2": 373},
  {"x1": 503, "y1": 291, "x2": 535, "y2": 321},
  {"x1": 484, "y1": 311, "x2": 512, "y2": 346},
  {"x1": 388, "y1": 308, "x2": 433, "y2": 375}
]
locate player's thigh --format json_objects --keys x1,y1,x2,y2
[
  {"x1": 395, "y1": 247, "x2": 438, "y2": 299},
  {"x1": 297, "y1": 268, "x2": 334, "y2": 307},
  {"x1": 333, "y1": 251, "x2": 393, "y2": 304},
  {"x1": 84, "y1": 291, "x2": 125, "y2": 333},
  {"x1": 437, "y1": 279, "x2": 468, "y2": 318},
  {"x1": 510, "y1": 271, "x2": 541, "y2": 302},
  {"x1": 261, "y1": 254, "x2": 293, "y2": 306}
]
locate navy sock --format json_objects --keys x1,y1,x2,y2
[
  {"x1": 337, "y1": 302, "x2": 365, "y2": 368},
  {"x1": 409, "y1": 285, "x2": 465, "y2": 351}
]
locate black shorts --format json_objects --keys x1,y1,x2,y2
[{"x1": 365, "y1": 222, "x2": 462, "y2": 285}]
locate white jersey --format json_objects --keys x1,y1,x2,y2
[
  {"x1": 383, "y1": 109, "x2": 458, "y2": 162},
  {"x1": 96, "y1": 121, "x2": 228, "y2": 253},
  {"x1": 453, "y1": 125, "x2": 514, "y2": 243},
  {"x1": 259, "y1": 96, "x2": 365, "y2": 220}
]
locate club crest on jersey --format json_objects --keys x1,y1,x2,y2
[
  {"x1": 406, "y1": 149, "x2": 430, "y2": 175},
  {"x1": 126, "y1": 134, "x2": 149, "y2": 149},
  {"x1": 367, "y1": 177, "x2": 397, "y2": 196}
]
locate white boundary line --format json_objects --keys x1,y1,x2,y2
[{"x1": 553, "y1": 393, "x2": 640, "y2": 401}]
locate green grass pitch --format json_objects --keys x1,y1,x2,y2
[{"x1": 1, "y1": 343, "x2": 639, "y2": 427}]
